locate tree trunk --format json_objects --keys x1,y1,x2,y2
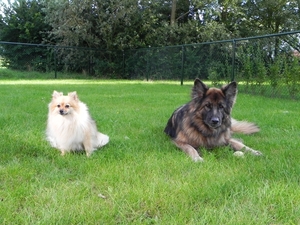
[{"x1": 171, "y1": 0, "x2": 176, "y2": 26}]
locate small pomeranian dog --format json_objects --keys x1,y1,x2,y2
[{"x1": 46, "y1": 91, "x2": 109, "y2": 157}]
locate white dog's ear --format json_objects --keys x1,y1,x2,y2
[
  {"x1": 68, "y1": 91, "x2": 78, "y2": 101},
  {"x1": 52, "y1": 90, "x2": 63, "y2": 99}
]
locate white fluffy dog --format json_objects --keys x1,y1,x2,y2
[{"x1": 46, "y1": 91, "x2": 109, "y2": 157}]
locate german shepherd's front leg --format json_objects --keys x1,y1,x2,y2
[
  {"x1": 173, "y1": 140, "x2": 204, "y2": 162},
  {"x1": 229, "y1": 138, "x2": 262, "y2": 156}
]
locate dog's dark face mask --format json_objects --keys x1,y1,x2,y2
[
  {"x1": 192, "y1": 79, "x2": 237, "y2": 129},
  {"x1": 201, "y1": 95, "x2": 226, "y2": 128}
]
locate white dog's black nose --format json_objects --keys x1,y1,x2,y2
[{"x1": 59, "y1": 110, "x2": 64, "y2": 115}]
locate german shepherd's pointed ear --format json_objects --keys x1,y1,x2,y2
[
  {"x1": 192, "y1": 78, "x2": 209, "y2": 99},
  {"x1": 222, "y1": 81, "x2": 237, "y2": 108}
]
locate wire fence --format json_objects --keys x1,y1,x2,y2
[{"x1": 1, "y1": 30, "x2": 300, "y2": 99}]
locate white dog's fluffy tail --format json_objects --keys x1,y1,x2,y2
[
  {"x1": 97, "y1": 132, "x2": 109, "y2": 147},
  {"x1": 231, "y1": 118, "x2": 260, "y2": 134}
]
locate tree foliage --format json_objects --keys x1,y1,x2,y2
[
  {"x1": 0, "y1": 0, "x2": 300, "y2": 76},
  {"x1": 1, "y1": 0, "x2": 299, "y2": 49},
  {"x1": 241, "y1": 0, "x2": 299, "y2": 36},
  {"x1": 0, "y1": 0, "x2": 51, "y2": 70},
  {"x1": 0, "y1": 0, "x2": 49, "y2": 43}
]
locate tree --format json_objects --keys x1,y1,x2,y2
[
  {"x1": 241, "y1": 0, "x2": 299, "y2": 36},
  {"x1": 44, "y1": 0, "x2": 222, "y2": 49},
  {"x1": 171, "y1": 0, "x2": 177, "y2": 26},
  {"x1": 0, "y1": 0, "x2": 51, "y2": 70},
  {"x1": 43, "y1": 0, "x2": 147, "y2": 49},
  {"x1": 0, "y1": 0, "x2": 50, "y2": 43}
]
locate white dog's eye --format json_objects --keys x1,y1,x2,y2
[
  {"x1": 65, "y1": 104, "x2": 70, "y2": 108},
  {"x1": 57, "y1": 104, "x2": 60, "y2": 108}
]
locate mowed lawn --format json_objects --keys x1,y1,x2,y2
[{"x1": 0, "y1": 79, "x2": 299, "y2": 224}]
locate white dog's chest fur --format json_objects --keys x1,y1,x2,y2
[{"x1": 47, "y1": 111, "x2": 91, "y2": 150}]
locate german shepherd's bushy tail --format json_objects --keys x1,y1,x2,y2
[{"x1": 231, "y1": 119, "x2": 260, "y2": 135}]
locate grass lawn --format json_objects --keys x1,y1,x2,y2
[{"x1": 0, "y1": 78, "x2": 299, "y2": 224}]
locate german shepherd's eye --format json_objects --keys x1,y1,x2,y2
[
  {"x1": 204, "y1": 103, "x2": 211, "y2": 110},
  {"x1": 219, "y1": 104, "x2": 224, "y2": 109},
  {"x1": 57, "y1": 104, "x2": 61, "y2": 108},
  {"x1": 65, "y1": 104, "x2": 70, "y2": 108}
]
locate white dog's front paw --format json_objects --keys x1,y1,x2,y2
[{"x1": 60, "y1": 150, "x2": 66, "y2": 156}]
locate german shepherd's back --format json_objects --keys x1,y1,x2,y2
[{"x1": 164, "y1": 78, "x2": 262, "y2": 162}]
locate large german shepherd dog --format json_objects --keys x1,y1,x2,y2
[{"x1": 164, "y1": 78, "x2": 262, "y2": 162}]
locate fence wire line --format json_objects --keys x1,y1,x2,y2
[{"x1": 1, "y1": 30, "x2": 300, "y2": 99}]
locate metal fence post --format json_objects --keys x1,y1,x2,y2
[
  {"x1": 231, "y1": 39, "x2": 236, "y2": 81},
  {"x1": 54, "y1": 46, "x2": 57, "y2": 79},
  {"x1": 122, "y1": 50, "x2": 125, "y2": 79},
  {"x1": 181, "y1": 45, "x2": 185, "y2": 85},
  {"x1": 146, "y1": 48, "x2": 150, "y2": 81}
]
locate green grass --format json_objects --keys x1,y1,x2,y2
[
  {"x1": 0, "y1": 77, "x2": 300, "y2": 224},
  {"x1": 0, "y1": 68, "x2": 94, "y2": 79}
]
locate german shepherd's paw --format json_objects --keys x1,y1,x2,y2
[
  {"x1": 233, "y1": 151, "x2": 244, "y2": 157},
  {"x1": 193, "y1": 156, "x2": 204, "y2": 162},
  {"x1": 234, "y1": 149, "x2": 262, "y2": 158},
  {"x1": 251, "y1": 150, "x2": 263, "y2": 156},
  {"x1": 243, "y1": 147, "x2": 263, "y2": 156}
]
